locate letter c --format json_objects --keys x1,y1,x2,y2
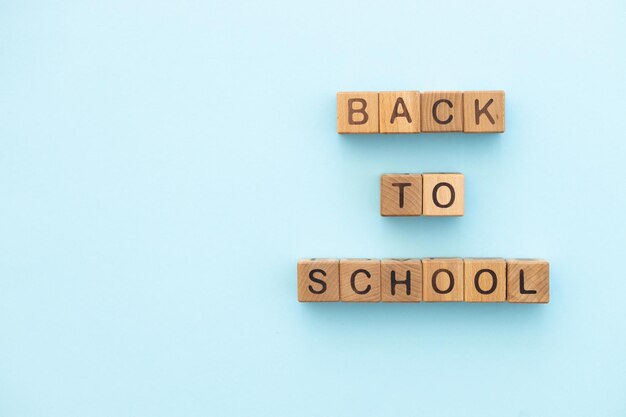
[
  {"x1": 351, "y1": 269, "x2": 372, "y2": 294},
  {"x1": 432, "y1": 99, "x2": 453, "y2": 125}
]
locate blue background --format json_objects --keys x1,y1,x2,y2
[{"x1": 1, "y1": 1, "x2": 625, "y2": 416}]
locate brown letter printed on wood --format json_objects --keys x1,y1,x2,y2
[
  {"x1": 421, "y1": 91, "x2": 464, "y2": 132},
  {"x1": 380, "y1": 174, "x2": 423, "y2": 216},
  {"x1": 379, "y1": 91, "x2": 421, "y2": 133},
  {"x1": 381, "y1": 259, "x2": 422, "y2": 302},
  {"x1": 339, "y1": 259, "x2": 381, "y2": 302},
  {"x1": 422, "y1": 173, "x2": 464, "y2": 216},
  {"x1": 337, "y1": 92, "x2": 379, "y2": 133},
  {"x1": 463, "y1": 91, "x2": 505, "y2": 133},
  {"x1": 464, "y1": 258, "x2": 506, "y2": 302},
  {"x1": 506, "y1": 259, "x2": 549, "y2": 303},
  {"x1": 422, "y1": 258, "x2": 464, "y2": 302},
  {"x1": 297, "y1": 259, "x2": 340, "y2": 302}
]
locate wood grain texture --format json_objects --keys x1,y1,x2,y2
[
  {"x1": 422, "y1": 173, "x2": 464, "y2": 216},
  {"x1": 464, "y1": 258, "x2": 506, "y2": 302},
  {"x1": 381, "y1": 259, "x2": 422, "y2": 302},
  {"x1": 379, "y1": 91, "x2": 420, "y2": 133},
  {"x1": 463, "y1": 91, "x2": 505, "y2": 133},
  {"x1": 420, "y1": 91, "x2": 464, "y2": 132},
  {"x1": 506, "y1": 259, "x2": 550, "y2": 303},
  {"x1": 297, "y1": 259, "x2": 340, "y2": 302},
  {"x1": 336, "y1": 92, "x2": 379, "y2": 133},
  {"x1": 422, "y1": 258, "x2": 464, "y2": 302},
  {"x1": 380, "y1": 174, "x2": 423, "y2": 216},
  {"x1": 339, "y1": 259, "x2": 381, "y2": 302}
]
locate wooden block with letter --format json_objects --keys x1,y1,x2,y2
[
  {"x1": 337, "y1": 92, "x2": 379, "y2": 133},
  {"x1": 381, "y1": 259, "x2": 422, "y2": 302},
  {"x1": 422, "y1": 258, "x2": 464, "y2": 302},
  {"x1": 463, "y1": 91, "x2": 505, "y2": 133},
  {"x1": 339, "y1": 259, "x2": 381, "y2": 302},
  {"x1": 379, "y1": 91, "x2": 421, "y2": 133},
  {"x1": 464, "y1": 258, "x2": 506, "y2": 302},
  {"x1": 422, "y1": 173, "x2": 464, "y2": 216},
  {"x1": 420, "y1": 91, "x2": 464, "y2": 132},
  {"x1": 506, "y1": 259, "x2": 550, "y2": 303},
  {"x1": 380, "y1": 174, "x2": 423, "y2": 216},
  {"x1": 297, "y1": 258, "x2": 340, "y2": 302}
]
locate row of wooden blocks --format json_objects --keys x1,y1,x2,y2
[
  {"x1": 298, "y1": 258, "x2": 549, "y2": 303},
  {"x1": 337, "y1": 90, "x2": 505, "y2": 134},
  {"x1": 382, "y1": 173, "x2": 464, "y2": 216}
]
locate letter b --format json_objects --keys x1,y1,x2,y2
[{"x1": 337, "y1": 92, "x2": 380, "y2": 134}]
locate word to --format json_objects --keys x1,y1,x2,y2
[
  {"x1": 297, "y1": 258, "x2": 549, "y2": 303},
  {"x1": 337, "y1": 90, "x2": 505, "y2": 134},
  {"x1": 382, "y1": 173, "x2": 464, "y2": 216}
]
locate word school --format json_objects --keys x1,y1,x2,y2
[
  {"x1": 297, "y1": 258, "x2": 549, "y2": 303},
  {"x1": 337, "y1": 90, "x2": 505, "y2": 134}
]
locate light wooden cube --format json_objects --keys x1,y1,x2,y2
[
  {"x1": 420, "y1": 91, "x2": 464, "y2": 132},
  {"x1": 380, "y1": 174, "x2": 423, "y2": 216},
  {"x1": 422, "y1": 173, "x2": 464, "y2": 216},
  {"x1": 337, "y1": 92, "x2": 379, "y2": 133},
  {"x1": 339, "y1": 259, "x2": 381, "y2": 302},
  {"x1": 506, "y1": 259, "x2": 550, "y2": 303},
  {"x1": 463, "y1": 91, "x2": 505, "y2": 133},
  {"x1": 379, "y1": 91, "x2": 421, "y2": 133},
  {"x1": 422, "y1": 258, "x2": 464, "y2": 302},
  {"x1": 297, "y1": 259, "x2": 340, "y2": 302},
  {"x1": 381, "y1": 259, "x2": 422, "y2": 302},
  {"x1": 464, "y1": 258, "x2": 506, "y2": 302}
]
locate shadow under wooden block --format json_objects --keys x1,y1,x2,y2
[
  {"x1": 337, "y1": 92, "x2": 379, "y2": 134},
  {"x1": 297, "y1": 259, "x2": 340, "y2": 302},
  {"x1": 463, "y1": 91, "x2": 505, "y2": 133},
  {"x1": 422, "y1": 173, "x2": 464, "y2": 216},
  {"x1": 422, "y1": 258, "x2": 464, "y2": 302},
  {"x1": 464, "y1": 258, "x2": 506, "y2": 302},
  {"x1": 381, "y1": 259, "x2": 422, "y2": 302},
  {"x1": 420, "y1": 91, "x2": 464, "y2": 132},
  {"x1": 380, "y1": 174, "x2": 423, "y2": 216},
  {"x1": 506, "y1": 259, "x2": 550, "y2": 303},
  {"x1": 339, "y1": 259, "x2": 381, "y2": 302},
  {"x1": 379, "y1": 91, "x2": 421, "y2": 133}
]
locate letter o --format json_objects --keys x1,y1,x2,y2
[
  {"x1": 474, "y1": 269, "x2": 497, "y2": 295},
  {"x1": 432, "y1": 182, "x2": 455, "y2": 208},
  {"x1": 432, "y1": 269, "x2": 454, "y2": 294}
]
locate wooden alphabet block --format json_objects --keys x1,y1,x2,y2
[
  {"x1": 337, "y1": 92, "x2": 379, "y2": 134},
  {"x1": 463, "y1": 91, "x2": 505, "y2": 133},
  {"x1": 464, "y1": 258, "x2": 506, "y2": 302},
  {"x1": 297, "y1": 259, "x2": 340, "y2": 302},
  {"x1": 379, "y1": 91, "x2": 421, "y2": 133},
  {"x1": 381, "y1": 259, "x2": 422, "y2": 302},
  {"x1": 420, "y1": 91, "x2": 464, "y2": 132},
  {"x1": 380, "y1": 174, "x2": 423, "y2": 216},
  {"x1": 339, "y1": 259, "x2": 381, "y2": 302},
  {"x1": 506, "y1": 259, "x2": 549, "y2": 303},
  {"x1": 422, "y1": 258, "x2": 464, "y2": 302},
  {"x1": 422, "y1": 173, "x2": 464, "y2": 216}
]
